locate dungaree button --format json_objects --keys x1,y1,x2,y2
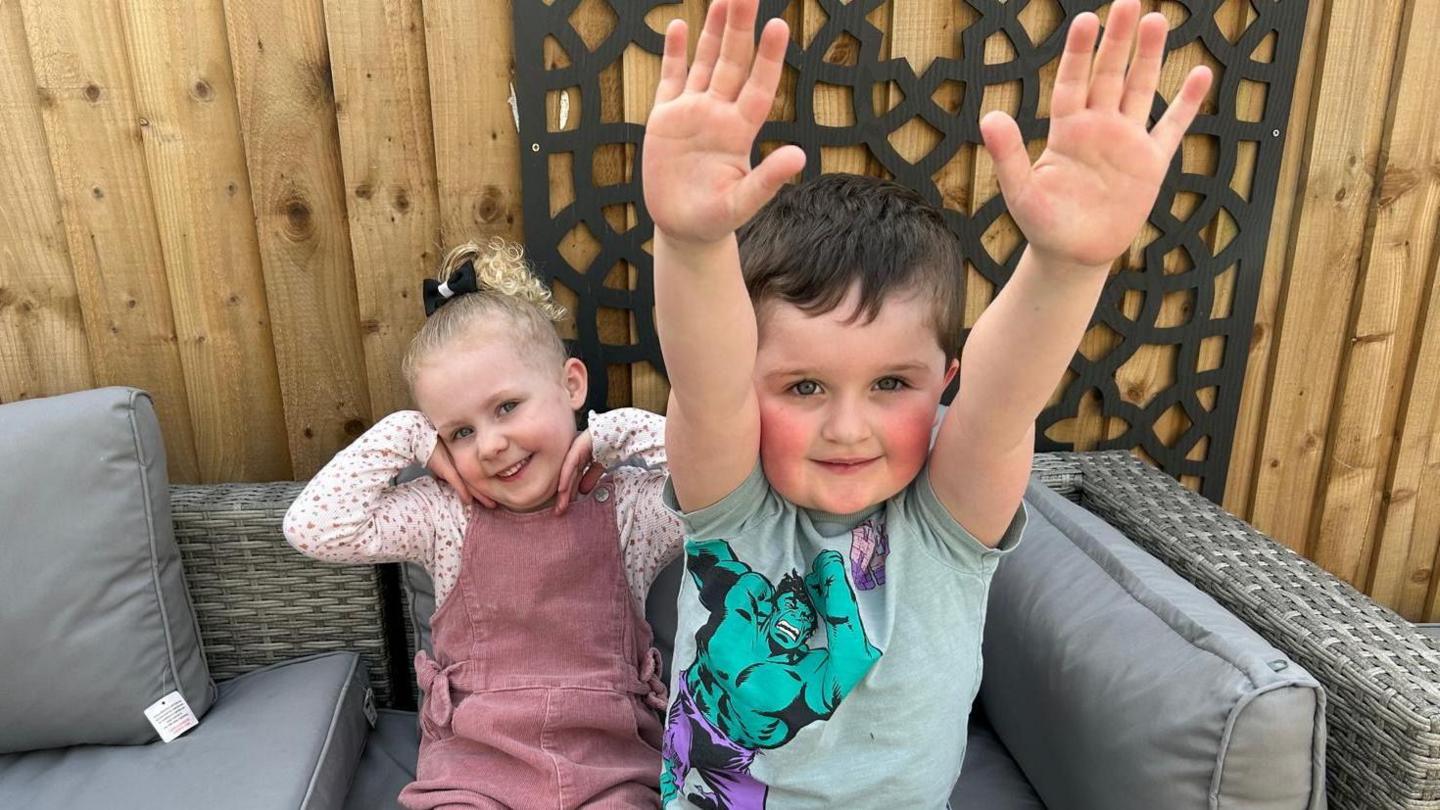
[{"x1": 594, "y1": 487, "x2": 610, "y2": 503}]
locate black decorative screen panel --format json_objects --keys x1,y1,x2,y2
[{"x1": 513, "y1": 0, "x2": 1309, "y2": 502}]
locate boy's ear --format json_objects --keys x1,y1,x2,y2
[
  {"x1": 942, "y1": 358, "x2": 959, "y2": 388},
  {"x1": 562, "y1": 358, "x2": 588, "y2": 409}
]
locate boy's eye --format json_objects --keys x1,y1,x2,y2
[
  {"x1": 875, "y1": 376, "x2": 908, "y2": 391},
  {"x1": 791, "y1": 380, "x2": 821, "y2": 396},
  {"x1": 450, "y1": 426, "x2": 473, "y2": 441},
  {"x1": 498, "y1": 400, "x2": 518, "y2": 415}
]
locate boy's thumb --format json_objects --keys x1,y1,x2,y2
[
  {"x1": 734, "y1": 145, "x2": 806, "y2": 222},
  {"x1": 979, "y1": 111, "x2": 1031, "y2": 199}
]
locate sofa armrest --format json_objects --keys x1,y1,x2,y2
[
  {"x1": 1060, "y1": 449, "x2": 1440, "y2": 808},
  {"x1": 169, "y1": 482, "x2": 398, "y2": 706}
]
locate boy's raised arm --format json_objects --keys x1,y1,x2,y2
[
  {"x1": 644, "y1": 0, "x2": 805, "y2": 511},
  {"x1": 929, "y1": 1, "x2": 1212, "y2": 545}
]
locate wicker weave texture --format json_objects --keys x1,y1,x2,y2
[
  {"x1": 170, "y1": 482, "x2": 395, "y2": 706},
  {"x1": 1070, "y1": 450, "x2": 1440, "y2": 809}
]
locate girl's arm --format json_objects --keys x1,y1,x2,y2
[
  {"x1": 590, "y1": 407, "x2": 667, "y2": 470},
  {"x1": 613, "y1": 466, "x2": 686, "y2": 605},
  {"x1": 283, "y1": 410, "x2": 467, "y2": 567}
]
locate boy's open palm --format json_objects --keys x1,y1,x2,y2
[
  {"x1": 979, "y1": 0, "x2": 1213, "y2": 268},
  {"x1": 643, "y1": 0, "x2": 806, "y2": 245}
]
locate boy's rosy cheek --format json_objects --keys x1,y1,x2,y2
[
  {"x1": 883, "y1": 408, "x2": 937, "y2": 472},
  {"x1": 757, "y1": 403, "x2": 813, "y2": 484}
]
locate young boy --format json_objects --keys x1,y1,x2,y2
[{"x1": 642, "y1": 0, "x2": 1211, "y2": 806}]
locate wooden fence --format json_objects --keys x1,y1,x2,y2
[{"x1": 1, "y1": 0, "x2": 1436, "y2": 619}]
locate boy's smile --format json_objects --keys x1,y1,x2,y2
[{"x1": 754, "y1": 286, "x2": 958, "y2": 515}]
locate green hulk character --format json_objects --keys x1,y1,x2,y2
[{"x1": 660, "y1": 539, "x2": 883, "y2": 809}]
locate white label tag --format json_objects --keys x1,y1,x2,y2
[
  {"x1": 362, "y1": 688, "x2": 378, "y2": 727},
  {"x1": 144, "y1": 691, "x2": 199, "y2": 743}
]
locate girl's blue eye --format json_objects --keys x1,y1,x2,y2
[
  {"x1": 791, "y1": 380, "x2": 820, "y2": 396},
  {"x1": 876, "y1": 377, "x2": 907, "y2": 391},
  {"x1": 451, "y1": 427, "x2": 473, "y2": 441}
]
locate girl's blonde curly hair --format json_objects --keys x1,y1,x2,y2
[{"x1": 402, "y1": 238, "x2": 570, "y2": 389}]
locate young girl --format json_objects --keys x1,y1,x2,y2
[{"x1": 284, "y1": 237, "x2": 682, "y2": 809}]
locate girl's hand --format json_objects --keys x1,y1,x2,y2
[
  {"x1": 642, "y1": 0, "x2": 806, "y2": 246},
  {"x1": 555, "y1": 430, "x2": 606, "y2": 515},
  {"x1": 426, "y1": 441, "x2": 497, "y2": 509},
  {"x1": 978, "y1": 0, "x2": 1213, "y2": 269}
]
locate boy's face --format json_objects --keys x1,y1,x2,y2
[
  {"x1": 754, "y1": 286, "x2": 957, "y2": 515},
  {"x1": 412, "y1": 327, "x2": 585, "y2": 512}
]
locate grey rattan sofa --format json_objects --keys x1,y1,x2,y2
[{"x1": 165, "y1": 451, "x2": 1440, "y2": 809}]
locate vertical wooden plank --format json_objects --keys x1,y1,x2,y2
[
  {"x1": 1400, "y1": 254, "x2": 1440, "y2": 620},
  {"x1": 623, "y1": 2, "x2": 705, "y2": 413},
  {"x1": 1247, "y1": 0, "x2": 1408, "y2": 555},
  {"x1": 224, "y1": 0, "x2": 374, "y2": 478},
  {"x1": 324, "y1": 0, "x2": 440, "y2": 418},
  {"x1": 1391, "y1": 253, "x2": 1440, "y2": 620},
  {"x1": 422, "y1": 0, "x2": 522, "y2": 246},
  {"x1": 806, "y1": 0, "x2": 868, "y2": 175},
  {"x1": 121, "y1": 0, "x2": 291, "y2": 482},
  {"x1": 20, "y1": 0, "x2": 200, "y2": 481},
  {"x1": 582, "y1": 3, "x2": 632, "y2": 409},
  {"x1": 1112, "y1": 2, "x2": 1217, "y2": 483},
  {"x1": 1223, "y1": 0, "x2": 1326, "y2": 520},
  {"x1": 0, "y1": 0, "x2": 93, "y2": 402},
  {"x1": 1336, "y1": 0, "x2": 1440, "y2": 602}
]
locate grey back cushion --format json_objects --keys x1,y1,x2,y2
[
  {"x1": 0, "y1": 388, "x2": 214, "y2": 752},
  {"x1": 981, "y1": 480, "x2": 1326, "y2": 809}
]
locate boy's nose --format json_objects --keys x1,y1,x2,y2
[{"x1": 820, "y1": 401, "x2": 872, "y2": 445}]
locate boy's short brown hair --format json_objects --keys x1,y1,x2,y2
[{"x1": 737, "y1": 173, "x2": 966, "y2": 359}]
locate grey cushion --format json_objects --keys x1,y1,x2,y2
[
  {"x1": 951, "y1": 708, "x2": 1047, "y2": 809},
  {"x1": 980, "y1": 481, "x2": 1326, "y2": 809},
  {"x1": 0, "y1": 651, "x2": 373, "y2": 810},
  {"x1": 402, "y1": 562, "x2": 435, "y2": 661},
  {"x1": 0, "y1": 387, "x2": 213, "y2": 752},
  {"x1": 344, "y1": 709, "x2": 421, "y2": 810}
]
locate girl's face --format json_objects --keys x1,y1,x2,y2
[{"x1": 412, "y1": 327, "x2": 586, "y2": 512}]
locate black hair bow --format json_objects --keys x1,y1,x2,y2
[{"x1": 422, "y1": 260, "x2": 479, "y2": 316}]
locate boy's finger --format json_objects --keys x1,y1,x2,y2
[
  {"x1": 736, "y1": 18, "x2": 790, "y2": 125},
  {"x1": 1088, "y1": 0, "x2": 1140, "y2": 112},
  {"x1": 579, "y1": 462, "x2": 605, "y2": 494},
  {"x1": 1149, "y1": 66, "x2": 1212, "y2": 156},
  {"x1": 732, "y1": 144, "x2": 805, "y2": 222},
  {"x1": 979, "y1": 111, "x2": 1032, "y2": 202},
  {"x1": 1119, "y1": 13, "x2": 1166, "y2": 124},
  {"x1": 686, "y1": 0, "x2": 728, "y2": 93},
  {"x1": 655, "y1": 19, "x2": 689, "y2": 105},
  {"x1": 1051, "y1": 13, "x2": 1098, "y2": 118},
  {"x1": 708, "y1": 0, "x2": 759, "y2": 102}
]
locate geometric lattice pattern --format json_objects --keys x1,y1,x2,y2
[{"x1": 513, "y1": 0, "x2": 1309, "y2": 503}]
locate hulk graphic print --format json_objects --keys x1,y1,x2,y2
[{"x1": 661, "y1": 538, "x2": 883, "y2": 809}]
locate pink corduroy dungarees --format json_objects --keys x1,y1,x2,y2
[{"x1": 399, "y1": 477, "x2": 668, "y2": 809}]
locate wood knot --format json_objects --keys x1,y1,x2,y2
[
  {"x1": 281, "y1": 196, "x2": 314, "y2": 240},
  {"x1": 474, "y1": 185, "x2": 504, "y2": 224},
  {"x1": 84, "y1": 84, "x2": 101, "y2": 102},
  {"x1": 191, "y1": 79, "x2": 214, "y2": 102},
  {"x1": 343, "y1": 418, "x2": 367, "y2": 437},
  {"x1": 392, "y1": 187, "x2": 411, "y2": 213}
]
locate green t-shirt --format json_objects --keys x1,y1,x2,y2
[{"x1": 660, "y1": 463, "x2": 1027, "y2": 809}]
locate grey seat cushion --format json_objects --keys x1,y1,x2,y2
[
  {"x1": 0, "y1": 387, "x2": 213, "y2": 752},
  {"x1": 951, "y1": 707, "x2": 1047, "y2": 809},
  {"x1": 0, "y1": 652, "x2": 373, "y2": 810},
  {"x1": 342, "y1": 706, "x2": 1047, "y2": 809},
  {"x1": 343, "y1": 710, "x2": 422, "y2": 810},
  {"x1": 980, "y1": 480, "x2": 1327, "y2": 809}
]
